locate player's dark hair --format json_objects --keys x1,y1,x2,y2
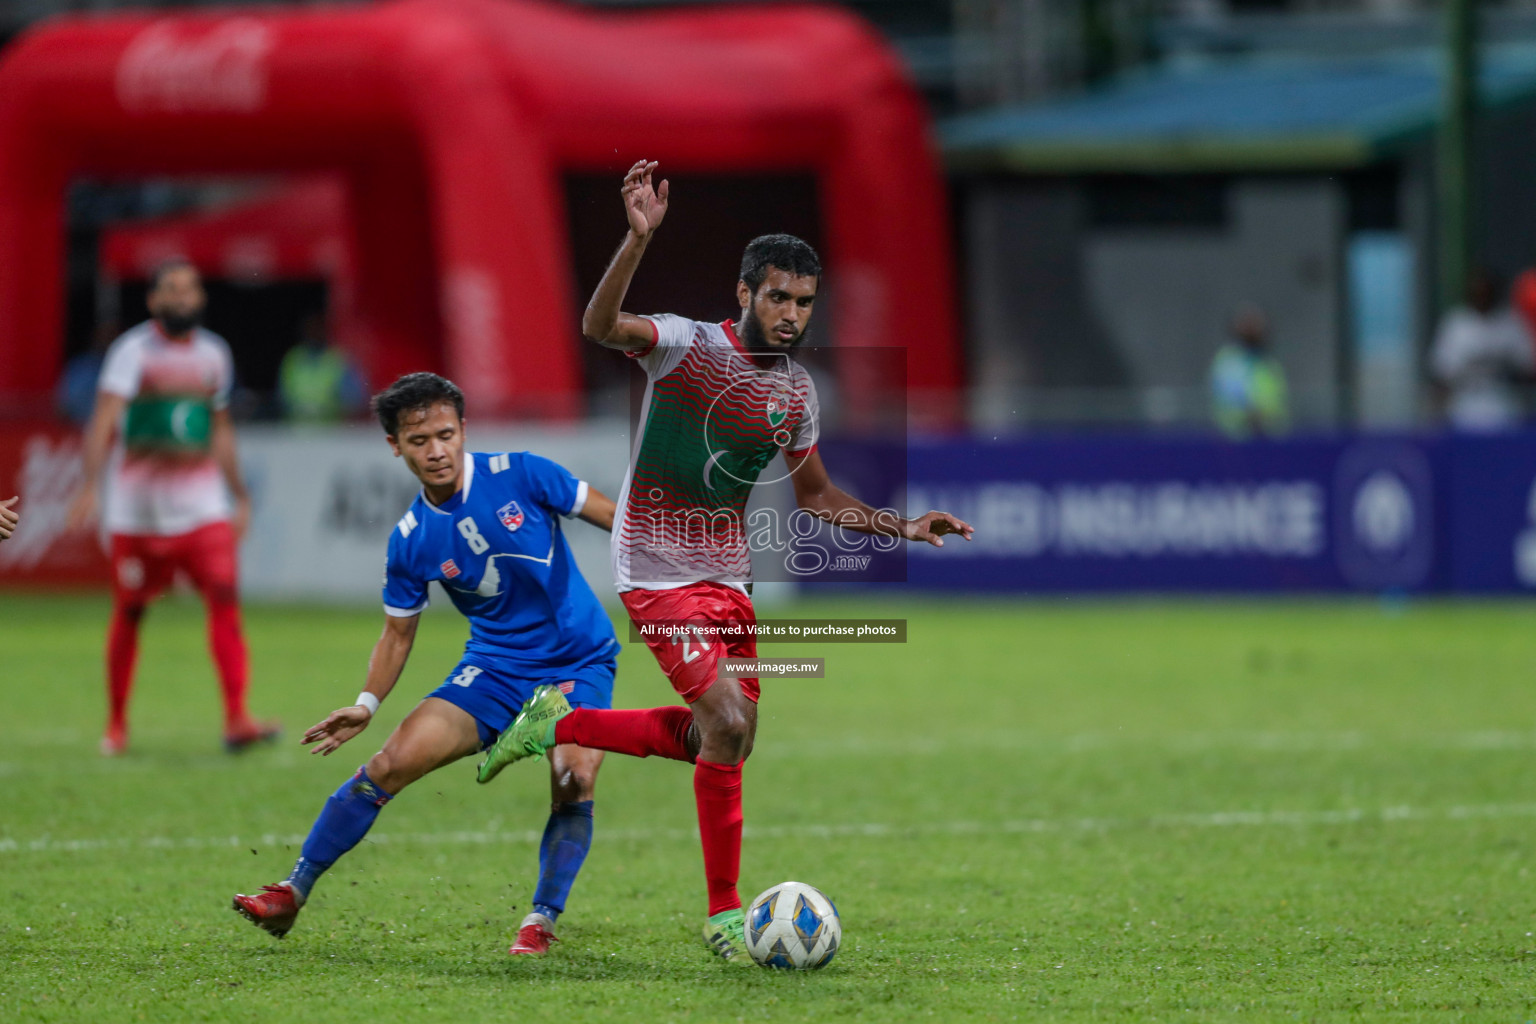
[
  {"x1": 740, "y1": 234, "x2": 821, "y2": 293},
  {"x1": 148, "y1": 256, "x2": 198, "y2": 291},
  {"x1": 372, "y1": 372, "x2": 465, "y2": 435}
]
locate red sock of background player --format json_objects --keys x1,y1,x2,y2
[
  {"x1": 206, "y1": 597, "x2": 251, "y2": 731},
  {"x1": 693, "y1": 758, "x2": 744, "y2": 916},
  {"x1": 105, "y1": 602, "x2": 143, "y2": 733},
  {"x1": 554, "y1": 706, "x2": 694, "y2": 762}
]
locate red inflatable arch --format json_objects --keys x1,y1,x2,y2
[{"x1": 0, "y1": 0, "x2": 958, "y2": 419}]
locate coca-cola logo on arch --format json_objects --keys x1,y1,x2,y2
[{"x1": 116, "y1": 19, "x2": 274, "y2": 115}]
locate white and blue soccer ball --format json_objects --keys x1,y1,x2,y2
[{"x1": 744, "y1": 881, "x2": 841, "y2": 969}]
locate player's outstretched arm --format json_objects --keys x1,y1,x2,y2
[
  {"x1": 786, "y1": 449, "x2": 975, "y2": 547},
  {"x1": 0, "y1": 496, "x2": 18, "y2": 541},
  {"x1": 582, "y1": 159, "x2": 669, "y2": 352},
  {"x1": 576, "y1": 486, "x2": 617, "y2": 532},
  {"x1": 304, "y1": 613, "x2": 419, "y2": 755}
]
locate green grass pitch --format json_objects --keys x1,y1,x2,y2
[{"x1": 2, "y1": 592, "x2": 1535, "y2": 1021}]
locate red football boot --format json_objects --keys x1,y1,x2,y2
[
  {"x1": 223, "y1": 718, "x2": 283, "y2": 754},
  {"x1": 232, "y1": 883, "x2": 302, "y2": 938},
  {"x1": 509, "y1": 914, "x2": 558, "y2": 955}
]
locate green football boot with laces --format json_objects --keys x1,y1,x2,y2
[
  {"x1": 702, "y1": 908, "x2": 750, "y2": 964},
  {"x1": 477, "y1": 684, "x2": 571, "y2": 784}
]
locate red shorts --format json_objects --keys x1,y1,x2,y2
[
  {"x1": 111, "y1": 521, "x2": 239, "y2": 606},
  {"x1": 621, "y1": 582, "x2": 759, "y2": 704}
]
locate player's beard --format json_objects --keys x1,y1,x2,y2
[
  {"x1": 155, "y1": 308, "x2": 202, "y2": 337},
  {"x1": 739, "y1": 308, "x2": 803, "y2": 355}
]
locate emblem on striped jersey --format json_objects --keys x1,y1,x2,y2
[
  {"x1": 498, "y1": 500, "x2": 524, "y2": 532},
  {"x1": 765, "y1": 379, "x2": 796, "y2": 427}
]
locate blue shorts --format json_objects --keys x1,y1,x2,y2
[{"x1": 427, "y1": 655, "x2": 616, "y2": 750}]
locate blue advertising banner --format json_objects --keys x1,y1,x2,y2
[
  {"x1": 813, "y1": 431, "x2": 1536, "y2": 594},
  {"x1": 1444, "y1": 434, "x2": 1536, "y2": 593}
]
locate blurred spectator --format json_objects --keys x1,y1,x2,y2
[
  {"x1": 1431, "y1": 269, "x2": 1535, "y2": 432},
  {"x1": 278, "y1": 313, "x2": 366, "y2": 423},
  {"x1": 57, "y1": 323, "x2": 117, "y2": 426},
  {"x1": 1210, "y1": 303, "x2": 1289, "y2": 440}
]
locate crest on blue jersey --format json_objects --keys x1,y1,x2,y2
[{"x1": 497, "y1": 500, "x2": 525, "y2": 533}]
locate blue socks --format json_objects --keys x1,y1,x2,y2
[
  {"x1": 532, "y1": 800, "x2": 594, "y2": 923},
  {"x1": 286, "y1": 767, "x2": 393, "y2": 901},
  {"x1": 280, "y1": 771, "x2": 593, "y2": 925}
]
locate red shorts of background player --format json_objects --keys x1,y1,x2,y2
[
  {"x1": 110, "y1": 520, "x2": 240, "y2": 607},
  {"x1": 621, "y1": 581, "x2": 760, "y2": 704}
]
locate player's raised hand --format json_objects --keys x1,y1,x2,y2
[
  {"x1": 904, "y1": 510, "x2": 975, "y2": 548},
  {"x1": 302, "y1": 704, "x2": 373, "y2": 756},
  {"x1": 622, "y1": 159, "x2": 669, "y2": 238},
  {"x1": 0, "y1": 496, "x2": 17, "y2": 541}
]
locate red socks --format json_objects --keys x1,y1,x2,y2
[
  {"x1": 105, "y1": 603, "x2": 143, "y2": 731},
  {"x1": 550, "y1": 708, "x2": 744, "y2": 915},
  {"x1": 207, "y1": 597, "x2": 251, "y2": 731},
  {"x1": 554, "y1": 706, "x2": 694, "y2": 762},
  {"x1": 104, "y1": 590, "x2": 250, "y2": 734},
  {"x1": 693, "y1": 759, "x2": 744, "y2": 915}
]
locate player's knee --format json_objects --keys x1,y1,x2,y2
[
  {"x1": 551, "y1": 766, "x2": 596, "y2": 803},
  {"x1": 364, "y1": 750, "x2": 411, "y2": 795},
  {"x1": 115, "y1": 602, "x2": 147, "y2": 625},
  {"x1": 705, "y1": 707, "x2": 753, "y2": 751}
]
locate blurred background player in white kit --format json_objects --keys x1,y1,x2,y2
[
  {"x1": 1432, "y1": 268, "x2": 1536, "y2": 432},
  {"x1": 66, "y1": 258, "x2": 279, "y2": 756}
]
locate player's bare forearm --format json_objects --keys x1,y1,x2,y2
[
  {"x1": 787, "y1": 449, "x2": 897, "y2": 536},
  {"x1": 78, "y1": 393, "x2": 124, "y2": 485},
  {"x1": 583, "y1": 159, "x2": 669, "y2": 350},
  {"x1": 788, "y1": 447, "x2": 973, "y2": 547},
  {"x1": 582, "y1": 233, "x2": 656, "y2": 351},
  {"x1": 577, "y1": 486, "x2": 617, "y2": 532},
  {"x1": 364, "y1": 614, "x2": 419, "y2": 703},
  {"x1": 66, "y1": 394, "x2": 126, "y2": 531},
  {"x1": 306, "y1": 615, "x2": 418, "y2": 755},
  {"x1": 797, "y1": 484, "x2": 904, "y2": 537},
  {"x1": 210, "y1": 409, "x2": 248, "y2": 502}
]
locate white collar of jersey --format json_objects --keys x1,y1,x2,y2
[{"x1": 421, "y1": 451, "x2": 474, "y2": 515}]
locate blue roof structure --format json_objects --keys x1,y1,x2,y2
[{"x1": 942, "y1": 47, "x2": 1536, "y2": 172}]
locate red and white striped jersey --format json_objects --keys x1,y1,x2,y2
[{"x1": 613, "y1": 314, "x2": 819, "y2": 592}]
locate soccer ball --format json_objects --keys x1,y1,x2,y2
[{"x1": 744, "y1": 881, "x2": 841, "y2": 969}]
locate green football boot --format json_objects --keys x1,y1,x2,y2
[
  {"x1": 702, "y1": 908, "x2": 750, "y2": 964},
  {"x1": 476, "y1": 684, "x2": 572, "y2": 784}
]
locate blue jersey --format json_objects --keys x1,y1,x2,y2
[{"x1": 383, "y1": 451, "x2": 619, "y2": 676}]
